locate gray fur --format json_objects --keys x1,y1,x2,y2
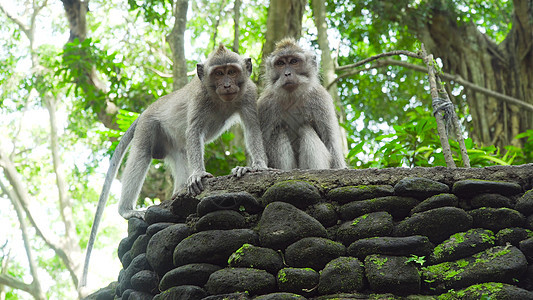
[
  {"x1": 79, "y1": 46, "x2": 267, "y2": 289},
  {"x1": 258, "y1": 38, "x2": 346, "y2": 170}
]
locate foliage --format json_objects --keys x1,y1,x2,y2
[{"x1": 347, "y1": 106, "x2": 532, "y2": 168}]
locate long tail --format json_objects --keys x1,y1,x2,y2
[{"x1": 79, "y1": 119, "x2": 138, "y2": 289}]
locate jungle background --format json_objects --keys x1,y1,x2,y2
[{"x1": 0, "y1": 0, "x2": 532, "y2": 299}]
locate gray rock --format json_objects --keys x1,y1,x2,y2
[
  {"x1": 339, "y1": 196, "x2": 419, "y2": 221},
  {"x1": 258, "y1": 202, "x2": 327, "y2": 250},
  {"x1": 128, "y1": 217, "x2": 149, "y2": 240},
  {"x1": 410, "y1": 193, "x2": 459, "y2": 215},
  {"x1": 130, "y1": 270, "x2": 158, "y2": 294},
  {"x1": 201, "y1": 292, "x2": 251, "y2": 300},
  {"x1": 121, "y1": 250, "x2": 132, "y2": 269},
  {"x1": 197, "y1": 192, "x2": 261, "y2": 216},
  {"x1": 470, "y1": 193, "x2": 513, "y2": 209},
  {"x1": 173, "y1": 229, "x2": 258, "y2": 266},
  {"x1": 145, "y1": 224, "x2": 190, "y2": 275},
  {"x1": 118, "y1": 236, "x2": 136, "y2": 262},
  {"x1": 170, "y1": 193, "x2": 200, "y2": 220},
  {"x1": 195, "y1": 210, "x2": 245, "y2": 231},
  {"x1": 205, "y1": 268, "x2": 276, "y2": 295},
  {"x1": 122, "y1": 254, "x2": 151, "y2": 293},
  {"x1": 146, "y1": 222, "x2": 175, "y2": 237},
  {"x1": 520, "y1": 237, "x2": 533, "y2": 262},
  {"x1": 227, "y1": 244, "x2": 283, "y2": 274},
  {"x1": 285, "y1": 237, "x2": 345, "y2": 271},
  {"x1": 452, "y1": 179, "x2": 522, "y2": 197},
  {"x1": 326, "y1": 185, "x2": 394, "y2": 204},
  {"x1": 515, "y1": 189, "x2": 533, "y2": 215},
  {"x1": 159, "y1": 263, "x2": 221, "y2": 291},
  {"x1": 394, "y1": 207, "x2": 473, "y2": 243},
  {"x1": 254, "y1": 293, "x2": 306, "y2": 300},
  {"x1": 276, "y1": 267, "x2": 319, "y2": 295},
  {"x1": 144, "y1": 205, "x2": 181, "y2": 224},
  {"x1": 496, "y1": 227, "x2": 528, "y2": 246},
  {"x1": 128, "y1": 291, "x2": 154, "y2": 300},
  {"x1": 365, "y1": 254, "x2": 420, "y2": 295},
  {"x1": 154, "y1": 285, "x2": 206, "y2": 300},
  {"x1": 306, "y1": 203, "x2": 338, "y2": 227},
  {"x1": 468, "y1": 207, "x2": 525, "y2": 231},
  {"x1": 261, "y1": 180, "x2": 322, "y2": 209},
  {"x1": 337, "y1": 212, "x2": 393, "y2": 246},
  {"x1": 130, "y1": 234, "x2": 150, "y2": 259},
  {"x1": 430, "y1": 228, "x2": 495, "y2": 264},
  {"x1": 422, "y1": 246, "x2": 527, "y2": 292},
  {"x1": 347, "y1": 236, "x2": 433, "y2": 260},
  {"x1": 317, "y1": 257, "x2": 365, "y2": 294},
  {"x1": 394, "y1": 177, "x2": 449, "y2": 199}
]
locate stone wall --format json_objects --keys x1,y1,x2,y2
[{"x1": 87, "y1": 164, "x2": 533, "y2": 300}]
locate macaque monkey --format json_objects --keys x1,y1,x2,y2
[
  {"x1": 258, "y1": 38, "x2": 346, "y2": 170},
  {"x1": 79, "y1": 45, "x2": 267, "y2": 289}
]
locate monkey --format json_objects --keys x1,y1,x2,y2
[
  {"x1": 257, "y1": 37, "x2": 346, "y2": 170},
  {"x1": 79, "y1": 45, "x2": 267, "y2": 289}
]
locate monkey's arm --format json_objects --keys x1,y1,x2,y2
[
  {"x1": 185, "y1": 122, "x2": 213, "y2": 195},
  {"x1": 232, "y1": 101, "x2": 269, "y2": 177},
  {"x1": 314, "y1": 95, "x2": 347, "y2": 169}
]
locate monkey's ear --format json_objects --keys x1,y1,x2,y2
[
  {"x1": 310, "y1": 54, "x2": 318, "y2": 67},
  {"x1": 197, "y1": 63, "x2": 205, "y2": 81},
  {"x1": 244, "y1": 58, "x2": 253, "y2": 76}
]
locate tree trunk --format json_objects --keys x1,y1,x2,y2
[
  {"x1": 262, "y1": 0, "x2": 306, "y2": 60},
  {"x1": 413, "y1": 0, "x2": 532, "y2": 148},
  {"x1": 311, "y1": 0, "x2": 348, "y2": 154},
  {"x1": 167, "y1": 0, "x2": 189, "y2": 90},
  {"x1": 232, "y1": 0, "x2": 241, "y2": 53},
  {"x1": 61, "y1": 0, "x2": 119, "y2": 130}
]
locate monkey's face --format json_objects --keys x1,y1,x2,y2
[
  {"x1": 271, "y1": 54, "x2": 309, "y2": 92},
  {"x1": 209, "y1": 64, "x2": 244, "y2": 102}
]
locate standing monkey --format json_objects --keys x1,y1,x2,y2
[
  {"x1": 80, "y1": 45, "x2": 267, "y2": 288},
  {"x1": 258, "y1": 38, "x2": 346, "y2": 169}
]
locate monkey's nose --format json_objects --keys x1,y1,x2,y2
[{"x1": 285, "y1": 72, "x2": 291, "y2": 76}]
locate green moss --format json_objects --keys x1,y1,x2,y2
[
  {"x1": 352, "y1": 213, "x2": 369, "y2": 226},
  {"x1": 369, "y1": 256, "x2": 388, "y2": 269},
  {"x1": 278, "y1": 269, "x2": 287, "y2": 283},
  {"x1": 439, "y1": 282, "x2": 504, "y2": 299},
  {"x1": 423, "y1": 261, "x2": 464, "y2": 282},
  {"x1": 227, "y1": 243, "x2": 252, "y2": 265}
]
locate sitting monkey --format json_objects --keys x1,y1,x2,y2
[{"x1": 258, "y1": 38, "x2": 346, "y2": 169}]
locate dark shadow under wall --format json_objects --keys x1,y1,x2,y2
[{"x1": 86, "y1": 164, "x2": 533, "y2": 300}]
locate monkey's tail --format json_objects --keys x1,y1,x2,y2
[{"x1": 79, "y1": 119, "x2": 138, "y2": 290}]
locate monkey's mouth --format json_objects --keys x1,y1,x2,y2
[
  {"x1": 219, "y1": 92, "x2": 238, "y2": 101},
  {"x1": 282, "y1": 82, "x2": 298, "y2": 91}
]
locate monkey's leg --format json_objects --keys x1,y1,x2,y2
[
  {"x1": 119, "y1": 147, "x2": 151, "y2": 219},
  {"x1": 166, "y1": 150, "x2": 190, "y2": 196},
  {"x1": 268, "y1": 130, "x2": 297, "y2": 170},
  {"x1": 298, "y1": 126, "x2": 331, "y2": 169}
]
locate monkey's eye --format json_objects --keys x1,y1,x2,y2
[
  {"x1": 275, "y1": 60, "x2": 285, "y2": 66},
  {"x1": 228, "y1": 69, "x2": 236, "y2": 75},
  {"x1": 214, "y1": 70, "x2": 224, "y2": 76},
  {"x1": 289, "y1": 58, "x2": 299, "y2": 65}
]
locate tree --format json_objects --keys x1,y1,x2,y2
[
  {"x1": 328, "y1": 0, "x2": 532, "y2": 150},
  {"x1": 262, "y1": 0, "x2": 306, "y2": 60}
]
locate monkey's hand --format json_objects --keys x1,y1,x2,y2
[
  {"x1": 187, "y1": 171, "x2": 214, "y2": 196},
  {"x1": 231, "y1": 165, "x2": 270, "y2": 178}
]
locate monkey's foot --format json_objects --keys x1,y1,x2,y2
[
  {"x1": 231, "y1": 165, "x2": 270, "y2": 178},
  {"x1": 187, "y1": 171, "x2": 214, "y2": 196},
  {"x1": 120, "y1": 209, "x2": 146, "y2": 220}
]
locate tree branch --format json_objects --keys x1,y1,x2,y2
[
  {"x1": 331, "y1": 57, "x2": 533, "y2": 112},
  {"x1": 0, "y1": 179, "x2": 45, "y2": 300}
]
